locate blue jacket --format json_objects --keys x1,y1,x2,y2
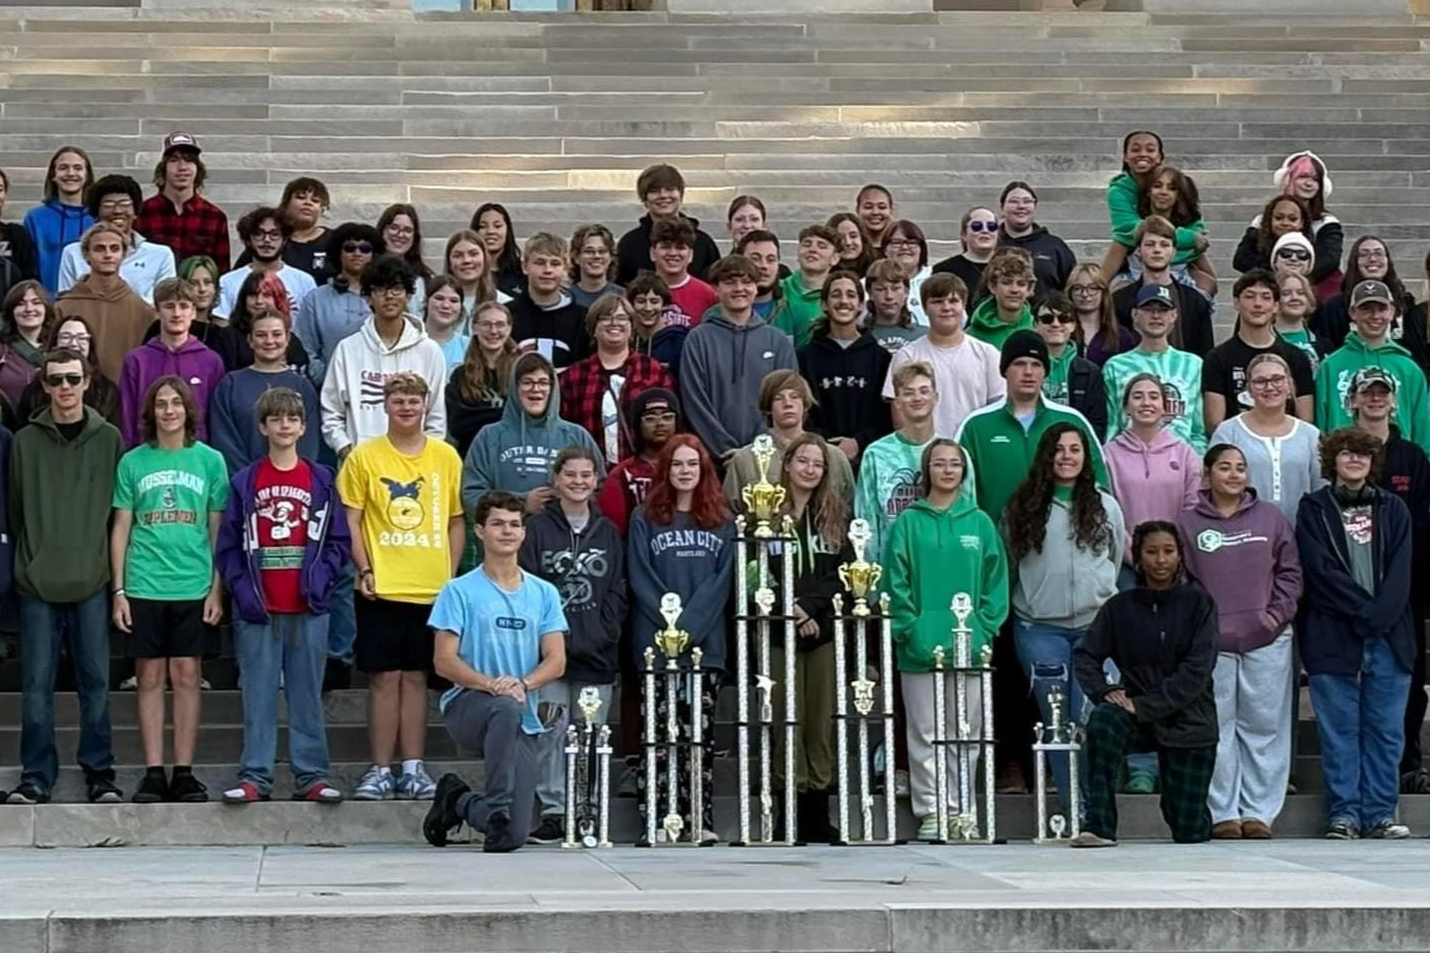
[
  {"x1": 23, "y1": 199, "x2": 94, "y2": 295},
  {"x1": 1295, "y1": 485, "x2": 1415, "y2": 677},
  {"x1": 215, "y1": 457, "x2": 350, "y2": 623}
]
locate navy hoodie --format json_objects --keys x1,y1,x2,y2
[
  {"x1": 628, "y1": 508, "x2": 734, "y2": 671},
  {"x1": 997, "y1": 225, "x2": 1075, "y2": 298},
  {"x1": 519, "y1": 501, "x2": 627, "y2": 684},
  {"x1": 798, "y1": 329, "x2": 893, "y2": 453}
]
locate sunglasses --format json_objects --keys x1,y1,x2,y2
[
  {"x1": 966, "y1": 220, "x2": 999, "y2": 233},
  {"x1": 44, "y1": 373, "x2": 84, "y2": 387},
  {"x1": 1275, "y1": 248, "x2": 1312, "y2": 262},
  {"x1": 1036, "y1": 312, "x2": 1076, "y2": 325},
  {"x1": 343, "y1": 242, "x2": 374, "y2": 254}
]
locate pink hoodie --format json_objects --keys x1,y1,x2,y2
[{"x1": 1103, "y1": 428, "x2": 1201, "y2": 563}]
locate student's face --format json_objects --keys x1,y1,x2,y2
[
  {"x1": 1124, "y1": 134, "x2": 1162, "y2": 176},
  {"x1": 1136, "y1": 531, "x2": 1180, "y2": 586},
  {"x1": 83, "y1": 235, "x2": 125, "y2": 275},
  {"x1": 1138, "y1": 233, "x2": 1175, "y2": 271},
  {"x1": 667, "y1": 445, "x2": 702, "y2": 492},
  {"x1": 367, "y1": 284, "x2": 410, "y2": 322},
  {"x1": 258, "y1": 411, "x2": 305, "y2": 450},
  {"x1": 448, "y1": 239, "x2": 486, "y2": 283},
  {"x1": 640, "y1": 406, "x2": 677, "y2": 448},
  {"x1": 477, "y1": 506, "x2": 526, "y2": 557},
  {"x1": 631, "y1": 291, "x2": 667, "y2": 331},
  {"x1": 153, "y1": 384, "x2": 187, "y2": 436},
  {"x1": 1034, "y1": 304, "x2": 1075, "y2": 348},
  {"x1": 1206, "y1": 450, "x2": 1248, "y2": 498},
  {"x1": 247, "y1": 217, "x2": 286, "y2": 263},
  {"x1": 894, "y1": 375, "x2": 935, "y2": 422},
  {"x1": 1148, "y1": 173, "x2": 1177, "y2": 214},
  {"x1": 926, "y1": 445, "x2": 965, "y2": 495},
  {"x1": 925, "y1": 293, "x2": 964, "y2": 335},
  {"x1": 1125, "y1": 380, "x2": 1165, "y2": 427},
  {"x1": 770, "y1": 387, "x2": 805, "y2": 430},
  {"x1": 576, "y1": 236, "x2": 612, "y2": 281},
  {"x1": 728, "y1": 204, "x2": 764, "y2": 243},
  {"x1": 523, "y1": 252, "x2": 566, "y2": 296},
  {"x1": 1272, "y1": 246, "x2": 1311, "y2": 276},
  {"x1": 642, "y1": 186, "x2": 683, "y2": 219},
  {"x1": 835, "y1": 220, "x2": 863, "y2": 261},
  {"x1": 249, "y1": 315, "x2": 290, "y2": 365},
  {"x1": 1068, "y1": 278, "x2": 1103, "y2": 313},
  {"x1": 517, "y1": 369, "x2": 552, "y2": 417},
  {"x1": 1133, "y1": 303, "x2": 1176, "y2": 339},
  {"x1": 1352, "y1": 383, "x2": 1395, "y2": 423},
  {"x1": 339, "y1": 235, "x2": 374, "y2": 276},
  {"x1": 785, "y1": 443, "x2": 826, "y2": 494},
  {"x1": 1051, "y1": 431, "x2": 1085, "y2": 484},
  {"x1": 1287, "y1": 164, "x2": 1321, "y2": 202},
  {"x1": 187, "y1": 268, "x2": 217, "y2": 312},
  {"x1": 55, "y1": 320, "x2": 92, "y2": 358},
  {"x1": 992, "y1": 274, "x2": 1031, "y2": 312},
  {"x1": 798, "y1": 236, "x2": 839, "y2": 274},
  {"x1": 51, "y1": 151, "x2": 87, "y2": 197},
  {"x1": 426, "y1": 286, "x2": 464, "y2": 331},
  {"x1": 383, "y1": 214, "x2": 416, "y2": 255},
  {"x1": 246, "y1": 289, "x2": 277, "y2": 316},
  {"x1": 594, "y1": 301, "x2": 633, "y2": 351},
  {"x1": 11, "y1": 288, "x2": 45, "y2": 337},
  {"x1": 164, "y1": 152, "x2": 199, "y2": 191},
  {"x1": 652, "y1": 241, "x2": 692, "y2": 279},
  {"x1": 1001, "y1": 188, "x2": 1037, "y2": 230},
  {"x1": 285, "y1": 189, "x2": 325, "y2": 229},
  {"x1": 883, "y1": 231, "x2": 921, "y2": 277},
  {"x1": 962, "y1": 207, "x2": 999, "y2": 254},
  {"x1": 870, "y1": 279, "x2": 907, "y2": 319},
  {"x1": 1269, "y1": 201, "x2": 1303, "y2": 237},
  {"x1": 1353, "y1": 301, "x2": 1394, "y2": 340},
  {"x1": 743, "y1": 241, "x2": 780, "y2": 292},
  {"x1": 1235, "y1": 283, "x2": 1278, "y2": 328},
  {"x1": 857, "y1": 190, "x2": 892, "y2": 236},
  {"x1": 1334, "y1": 447, "x2": 1373, "y2": 486},
  {"x1": 717, "y1": 275, "x2": 756, "y2": 313},
  {"x1": 473, "y1": 307, "x2": 511, "y2": 351},
  {"x1": 1006, "y1": 356, "x2": 1045, "y2": 401},
  {"x1": 1279, "y1": 277, "x2": 1310, "y2": 319},
  {"x1": 1247, "y1": 362, "x2": 1290, "y2": 412},
  {"x1": 825, "y1": 278, "x2": 862, "y2": 328},
  {"x1": 384, "y1": 391, "x2": 426, "y2": 429},
  {"x1": 42, "y1": 360, "x2": 88, "y2": 411},
  {"x1": 97, "y1": 192, "x2": 135, "y2": 236},
  {"x1": 476, "y1": 211, "x2": 508, "y2": 256},
  {"x1": 158, "y1": 297, "x2": 195, "y2": 337},
  {"x1": 1355, "y1": 241, "x2": 1389, "y2": 280},
  {"x1": 555, "y1": 458, "x2": 597, "y2": 505}
]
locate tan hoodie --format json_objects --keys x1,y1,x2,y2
[{"x1": 56, "y1": 274, "x2": 155, "y2": 381}]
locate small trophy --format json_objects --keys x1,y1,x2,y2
[
  {"x1": 562, "y1": 687, "x2": 612, "y2": 849},
  {"x1": 838, "y1": 518, "x2": 883, "y2": 618},
  {"x1": 740, "y1": 434, "x2": 786, "y2": 538},
  {"x1": 1032, "y1": 685, "x2": 1082, "y2": 845}
]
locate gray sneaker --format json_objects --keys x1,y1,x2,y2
[{"x1": 1070, "y1": 831, "x2": 1117, "y2": 848}]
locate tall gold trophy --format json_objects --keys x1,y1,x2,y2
[{"x1": 641, "y1": 593, "x2": 705, "y2": 847}]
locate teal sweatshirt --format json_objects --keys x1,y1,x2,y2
[
  {"x1": 1102, "y1": 346, "x2": 1208, "y2": 454},
  {"x1": 1316, "y1": 333, "x2": 1430, "y2": 455}
]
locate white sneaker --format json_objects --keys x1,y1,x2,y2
[
  {"x1": 118, "y1": 676, "x2": 137, "y2": 691},
  {"x1": 915, "y1": 813, "x2": 940, "y2": 841},
  {"x1": 1070, "y1": 831, "x2": 1117, "y2": 848},
  {"x1": 352, "y1": 765, "x2": 395, "y2": 801},
  {"x1": 396, "y1": 763, "x2": 437, "y2": 800}
]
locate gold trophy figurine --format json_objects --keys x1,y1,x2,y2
[
  {"x1": 741, "y1": 433, "x2": 786, "y2": 538},
  {"x1": 654, "y1": 593, "x2": 691, "y2": 661},
  {"x1": 838, "y1": 518, "x2": 883, "y2": 618}
]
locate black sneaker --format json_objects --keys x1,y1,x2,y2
[
  {"x1": 423, "y1": 773, "x2": 470, "y2": 848},
  {"x1": 86, "y1": 776, "x2": 122, "y2": 804},
  {"x1": 322, "y1": 659, "x2": 352, "y2": 694},
  {"x1": 1402, "y1": 767, "x2": 1430, "y2": 795},
  {"x1": 132, "y1": 770, "x2": 169, "y2": 804},
  {"x1": 483, "y1": 812, "x2": 518, "y2": 853},
  {"x1": 527, "y1": 815, "x2": 564, "y2": 845},
  {"x1": 1325, "y1": 819, "x2": 1359, "y2": 840},
  {"x1": 8, "y1": 782, "x2": 50, "y2": 805},
  {"x1": 169, "y1": 771, "x2": 208, "y2": 803}
]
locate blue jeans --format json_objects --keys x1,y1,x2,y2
[
  {"x1": 235, "y1": 612, "x2": 331, "y2": 794},
  {"x1": 18, "y1": 591, "x2": 114, "y2": 790},
  {"x1": 1014, "y1": 620, "x2": 1089, "y2": 816},
  {"x1": 1308, "y1": 636, "x2": 1411, "y2": 830},
  {"x1": 327, "y1": 562, "x2": 356, "y2": 664}
]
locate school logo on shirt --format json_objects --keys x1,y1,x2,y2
[
  {"x1": 959, "y1": 534, "x2": 981, "y2": 551},
  {"x1": 496, "y1": 617, "x2": 528, "y2": 630},
  {"x1": 381, "y1": 476, "x2": 426, "y2": 530},
  {"x1": 1161, "y1": 382, "x2": 1188, "y2": 424},
  {"x1": 1195, "y1": 529, "x2": 1268, "y2": 553},
  {"x1": 884, "y1": 469, "x2": 922, "y2": 521}
]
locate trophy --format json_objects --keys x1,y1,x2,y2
[
  {"x1": 1032, "y1": 685, "x2": 1082, "y2": 845},
  {"x1": 837, "y1": 518, "x2": 882, "y2": 618},
  {"x1": 562, "y1": 686, "x2": 613, "y2": 849},
  {"x1": 640, "y1": 595, "x2": 707, "y2": 847},
  {"x1": 740, "y1": 434, "x2": 786, "y2": 539},
  {"x1": 929, "y1": 593, "x2": 997, "y2": 845}
]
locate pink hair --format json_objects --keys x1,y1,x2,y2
[{"x1": 257, "y1": 272, "x2": 292, "y2": 320}]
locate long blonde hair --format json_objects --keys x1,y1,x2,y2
[{"x1": 459, "y1": 300, "x2": 518, "y2": 404}]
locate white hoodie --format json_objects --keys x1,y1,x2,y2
[{"x1": 320, "y1": 315, "x2": 448, "y2": 455}]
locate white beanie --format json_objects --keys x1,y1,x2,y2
[
  {"x1": 1274, "y1": 151, "x2": 1333, "y2": 200},
  {"x1": 1272, "y1": 231, "x2": 1315, "y2": 259}
]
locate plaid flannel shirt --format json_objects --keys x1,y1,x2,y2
[
  {"x1": 136, "y1": 192, "x2": 232, "y2": 271},
  {"x1": 560, "y1": 351, "x2": 676, "y2": 467}
]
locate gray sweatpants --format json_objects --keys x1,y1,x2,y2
[
  {"x1": 443, "y1": 689, "x2": 540, "y2": 839},
  {"x1": 1208, "y1": 631, "x2": 1294, "y2": 826},
  {"x1": 902, "y1": 671, "x2": 985, "y2": 819},
  {"x1": 534, "y1": 680, "x2": 615, "y2": 818}
]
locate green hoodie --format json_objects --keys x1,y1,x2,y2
[
  {"x1": 955, "y1": 398, "x2": 1108, "y2": 521},
  {"x1": 966, "y1": 295, "x2": 1033, "y2": 352},
  {"x1": 1315, "y1": 332, "x2": 1430, "y2": 455},
  {"x1": 770, "y1": 271, "x2": 824, "y2": 349},
  {"x1": 1107, "y1": 171, "x2": 1206, "y2": 266},
  {"x1": 884, "y1": 490, "x2": 1009, "y2": 674},
  {"x1": 11, "y1": 406, "x2": 123, "y2": 603}
]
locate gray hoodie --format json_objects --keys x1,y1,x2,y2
[
  {"x1": 679, "y1": 309, "x2": 796, "y2": 457},
  {"x1": 1005, "y1": 489, "x2": 1125, "y2": 629},
  {"x1": 461, "y1": 355, "x2": 604, "y2": 512}
]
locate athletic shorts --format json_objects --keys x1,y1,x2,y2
[
  {"x1": 128, "y1": 597, "x2": 209, "y2": 659},
  {"x1": 354, "y1": 596, "x2": 435, "y2": 674}
]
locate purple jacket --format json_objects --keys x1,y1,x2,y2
[
  {"x1": 118, "y1": 336, "x2": 227, "y2": 447},
  {"x1": 1176, "y1": 488, "x2": 1302, "y2": 655},
  {"x1": 214, "y1": 457, "x2": 350, "y2": 624}
]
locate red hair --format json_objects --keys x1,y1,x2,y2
[
  {"x1": 643, "y1": 434, "x2": 728, "y2": 529},
  {"x1": 258, "y1": 272, "x2": 292, "y2": 320}
]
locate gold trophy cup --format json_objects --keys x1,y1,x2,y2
[
  {"x1": 654, "y1": 593, "x2": 691, "y2": 661},
  {"x1": 741, "y1": 433, "x2": 787, "y2": 538},
  {"x1": 838, "y1": 518, "x2": 883, "y2": 617}
]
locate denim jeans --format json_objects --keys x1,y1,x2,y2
[
  {"x1": 18, "y1": 591, "x2": 114, "y2": 790},
  {"x1": 1308, "y1": 636, "x2": 1411, "y2": 830},
  {"x1": 1014, "y1": 620, "x2": 1089, "y2": 817},
  {"x1": 235, "y1": 612, "x2": 331, "y2": 794},
  {"x1": 326, "y1": 562, "x2": 356, "y2": 665}
]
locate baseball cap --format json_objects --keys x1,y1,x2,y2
[
  {"x1": 162, "y1": 131, "x2": 201, "y2": 156},
  {"x1": 1350, "y1": 366, "x2": 1397, "y2": 395},
  {"x1": 1350, "y1": 279, "x2": 1393, "y2": 309},
  {"x1": 1133, "y1": 284, "x2": 1176, "y2": 309}
]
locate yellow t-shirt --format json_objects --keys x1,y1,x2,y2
[{"x1": 338, "y1": 434, "x2": 463, "y2": 604}]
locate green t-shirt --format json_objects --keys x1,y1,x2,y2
[{"x1": 113, "y1": 441, "x2": 230, "y2": 601}]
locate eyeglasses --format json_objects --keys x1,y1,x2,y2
[
  {"x1": 343, "y1": 242, "x2": 374, "y2": 254},
  {"x1": 884, "y1": 239, "x2": 918, "y2": 249},
  {"x1": 373, "y1": 286, "x2": 407, "y2": 298},
  {"x1": 1036, "y1": 312, "x2": 1075, "y2": 326},
  {"x1": 1249, "y1": 375, "x2": 1288, "y2": 389},
  {"x1": 44, "y1": 373, "x2": 84, "y2": 387},
  {"x1": 1357, "y1": 248, "x2": 1389, "y2": 261},
  {"x1": 384, "y1": 225, "x2": 415, "y2": 237},
  {"x1": 1275, "y1": 249, "x2": 1312, "y2": 262},
  {"x1": 56, "y1": 332, "x2": 91, "y2": 345},
  {"x1": 966, "y1": 221, "x2": 998, "y2": 233},
  {"x1": 519, "y1": 379, "x2": 552, "y2": 391},
  {"x1": 1336, "y1": 449, "x2": 1372, "y2": 461},
  {"x1": 597, "y1": 313, "x2": 631, "y2": 326},
  {"x1": 98, "y1": 199, "x2": 133, "y2": 213},
  {"x1": 252, "y1": 229, "x2": 284, "y2": 242},
  {"x1": 641, "y1": 411, "x2": 677, "y2": 423},
  {"x1": 1069, "y1": 284, "x2": 1101, "y2": 296}
]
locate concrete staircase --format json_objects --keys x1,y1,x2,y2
[{"x1": 1, "y1": 3, "x2": 1429, "y2": 844}]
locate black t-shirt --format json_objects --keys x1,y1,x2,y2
[
  {"x1": 1201, "y1": 334, "x2": 1315, "y2": 416},
  {"x1": 930, "y1": 253, "x2": 990, "y2": 306},
  {"x1": 56, "y1": 418, "x2": 84, "y2": 442}
]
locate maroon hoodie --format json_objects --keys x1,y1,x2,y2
[{"x1": 1176, "y1": 488, "x2": 1303, "y2": 655}]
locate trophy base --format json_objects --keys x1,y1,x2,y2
[{"x1": 728, "y1": 838, "x2": 805, "y2": 848}]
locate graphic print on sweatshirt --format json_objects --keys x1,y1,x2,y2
[
  {"x1": 1194, "y1": 528, "x2": 1270, "y2": 553},
  {"x1": 540, "y1": 542, "x2": 614, "y2": 613},
  {"x1": 359, "y1": 368, "x2": 388, "y2": 409},
  {"x1": 884, "y1": 466, "x2": 922, "y2": 524},
  {"x1": 647, "y1": 527, "x2": 727, "y2": 558},
  {"x1": 498, "y1": 443, "x2": 560, "y2": 481},
  {"x1": 1160, "y1": 381, "x2": 1189, "y2": 427}
]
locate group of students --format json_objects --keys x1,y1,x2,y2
[{"x1": 0, "y1": 126, "x2": 1424, "y2": 852}]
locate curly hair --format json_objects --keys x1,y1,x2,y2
[
  {"x1": 1003, "y1": 422, "x2": 1111, "y2": 561},
  {"x1": 1255, "y1": 195, "x2": 1313, "y2": 257},
  {"x1": 643, "y1": 434, "x2": 729, "y2": 530},
  {"x1": 778, "y1": 432, "x2": 849, "y2": 552},
  {"x1": 1318, "y1": 427, "x2": 1384, "y2": 484},
  {"x1": 1137, "y1": 165, "x2": 1202, "y2": 227}
]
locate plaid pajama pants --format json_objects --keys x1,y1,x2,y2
[{"x1": 1084, "y1": 702, "x2": 1216, "y2": 843}]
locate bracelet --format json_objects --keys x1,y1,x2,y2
[
  {"x1": 112, "y1": 587, "x2": 126, "y2": 597},
  {"x1": 358, "y1": 568, "x2": 374, "y2": 577}
]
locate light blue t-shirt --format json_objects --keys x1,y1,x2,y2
[{"x1": 430, "y1": 566, "x2": 568, "y2": 733}]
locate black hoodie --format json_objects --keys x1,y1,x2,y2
[
  {"x1": 797, "y1": 329, "x2": 893, "y2": 453},
  {"x1": 997, "y1": 225, "x2": 1076, "y2": 298},
  {"x1": 507, "y1": 290, "x2": 589, "y2": 374},
  {"x1": 1376, "y1": 424, "x2": 1430, "y2": 609},
  {"x1": 518, "y1": 500, "x2": 627, "y2": 684},
  {"x1": 615, "y1": 214, "x2": 723, "y2": 286},
  {"x1": 754, "y1": 511, "x2": 853, "y2": 651}
]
